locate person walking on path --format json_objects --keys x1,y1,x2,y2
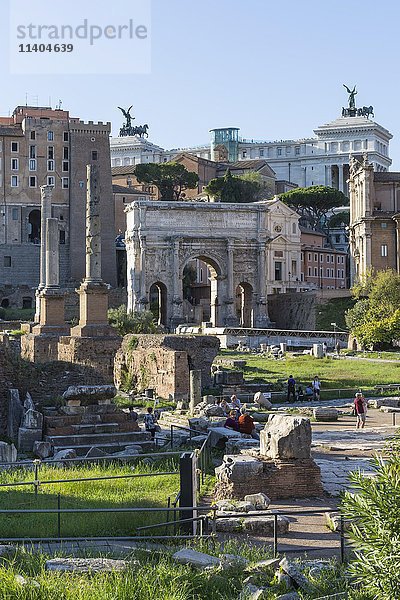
[
  {"x1": 312, "y1": 376, "x2": 321, "y2": 401},
  {"x1": 354, "y1": 391, "x2": 367, "y2": 429},
  {"x1": 287, "y1": 375, "x2": 296, "y2": 402},
  {"x1": 144, "y1": 406, "x2": 158, "y2": 440}
]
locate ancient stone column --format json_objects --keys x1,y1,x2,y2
[
  {"x1": 255, "y1": 241, "x2": 270, "y2": 328},
  {"x1": 34, "y1": 186, "x2": 53, "y2": 321},
  {"x1": 224, "y1": 240, "x2": 237, "y2": 326},
  {"x1": 70, "y1": 165, "x2": 118, "y2": 338},
  {"x1": 189, "y1": 370, "x2": 202, "y2": 415},
  {"x1": 170, "y1": 238, "x2": 183, "y2": 328},
  {"x1": 45, "y1": 218, "x2": 59, "y2": 288},
  {"x1": 33, "y1": 218, "x2": 67, "y2": 333},
  {"x1": 85, "y1": 165, "x2": 102, "y2": 282}
]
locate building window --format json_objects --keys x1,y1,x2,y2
[
  {"x1": 292, "y1": 222, "x2": 296, "y2": 234},
  {"x1": 29, "y1": 176, "x2": 36, "y2": 187},
  {"x1": 62, "y1": 161, "x2": 69, "y2": 172},
  {"x1": 12, "y1": 208, "x2": 18, "y2": 220},
  {"x1": 277, "y1": 148, "x2": 282, "y2": 156},
  {"x1": 4, "y1": 256, "x2": 11, "y2": 268},
  {"x1": 320, "y1": 254, "x2": 324, "y2": 262},
  {"x1": 242, "y1": 151, "x2": 247, "y2": 159},
  {"x1": 59, "y1": 230, "x2": 66, "y2": 245},
  {"x1": 91, "y1": 151, "x2": 98, "y2": 161},
  {"x1": 337, "y1": 270, "x2": 340, "y2": 278},
  {"x1": 295, "y1": 146, "x2": 300, "y2": 155},
  {"x1": 48, "y1": 146, "x2": 54, "y2": 159},
  {"x1": 259, "y1": 149, "x2": 264, "y2": 157},
  {"x1": 62, "y1": 177, "x2": 69, "y2": 189},
  {"x1": 47, "y1": 176, "x2": 55, "y2": 187},
  {"x1": 29, "y1": 159, "x2": 36, "y2": 171},
  {"x1": 314, "y1": 267, "x2": 317, "y2": 276},
  {"x1": 29, "y1": 146, "x2": 36, "y2": 159},
  {"x1": 308, "y1": 253, "x2": 311, "y2": 261},
  {"x1": 30, "y1": 131, "x2": 36, "y2": 140},
  {"x1": 308, "y1": 267, "x2": 311, "y2": 276},
  {"x1": 326, "y1": 268, "x2": 330, "y2": 277},
  {"x1": 337, "y1": 255, "x2": 340, "y2": 263},
  {"x1": 11, "y1": 158, "x2": 18, "y2": 170},
  {"x1": 314, "y1": 253, "x2": 318, "y2": 262},
  {"x1": 381, "y1": 244, "x2": 388, "y2": 257},
  {"x1": 47, "y1": 160, "x2": 55, "y2": 171},
  {"x1": 63, "y1": 132, "x2": 69, "y2": 142},
  {"x1": 11, "y1": 175, "x2": 18, "y2": 187},
  {"x1": 11, "y1": 142, "x2": 18, "y2": 152},
  {"x1": 341, "y1": 256, "x2": 344, "y2": 264},
  {"x1": 63, "y1": 147, "x2": 69, "y2": 160},
  {"x1": 47, "y1": 131, "x2": 54, "y2": 141},
  {"x1": 274, "y1": 262, "x2": 282, "y2": 281}
]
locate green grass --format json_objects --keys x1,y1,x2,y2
[
  {"x1": 0, "y1": 545, "x2": 374, "y2": 599},
  {"x1": 0, "y1": 460, "x2": 181, "y2": 539},
  {"x1": 220, "y1": 351, "x2": 400, "y2": 397},
  {"x1": 114, "y1": 395, "x2": 175, "y2": 410}
]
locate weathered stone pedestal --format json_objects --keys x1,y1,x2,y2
[
  {"x1": 215, "y1": 415, "x2": 323, "y2": 500},
  {"x1": 58, "y1": 282, "x2": 120, "y2": 381},
  {"x1": 22, "y1": 288, "x2": 69, "y2": 363}
]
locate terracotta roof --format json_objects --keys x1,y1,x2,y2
[
  {"x1": 0, "y1": 125, "x2": 24, "y2": 136},
  {"x1": 217, "y1": 159, "x2": 275, "y2": 177},
  {"x1": 111, "y1": 165, "x2": 136, "y2": 176},
  {"x1": 112, "y1": 184, "x2": 149, "y2": 195}
]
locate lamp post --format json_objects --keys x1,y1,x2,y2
[{"x1": 288, "y1": 271, "x2": 291, "y2": 292}]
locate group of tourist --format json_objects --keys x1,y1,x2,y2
[
  {"x1": 287, "y1": 375, "x2": 321, "y2": 403},
  {"x1": 221, "y1": 395, "x2": 260, "y2": 440}
]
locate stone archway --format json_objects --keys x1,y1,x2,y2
[
  {"x1": 182, "y1": 255, "x2": 222, "y2": 327},
  {"x1": 236, "y1": 282, "x2": 254, "y2": 327},
  {"x1": 125, "y1": 200, "x2": 275, "y2": 331},
  {"x1": 149, "y1": 281, "x2": 168, "y2": 326}
]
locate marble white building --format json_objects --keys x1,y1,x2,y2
[{"x1": 110, "y1": 111, "x2": 392, "y2": 197}]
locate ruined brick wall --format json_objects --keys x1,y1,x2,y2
[
  {"x1": 114, "y1": 334, "x2": 220, "y2": 400},
  {"x1": 215, "y1": 458, "x2": 323, "y2": 500},
  {"x1": 0, "y1": 336, "x2": 116, "y2": 434},
  {"x1": 58, "y1": 336, "x2": 121, "y2": 382}
]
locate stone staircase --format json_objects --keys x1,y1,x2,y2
[{"x1": 44, "y1": 405, "x2": 153, "y2": 456}]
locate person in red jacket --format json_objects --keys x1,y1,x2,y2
[
  {"x1": 354, "y1": 392, "x2": 366, "y2": 429},
  {"x1": 238, "y1": 409, "x2": 259, "y2": 440}
]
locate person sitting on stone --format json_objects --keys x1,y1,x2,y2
[
  {"x1": 305, "y1": 385, "x2": 314, "y2": 400},
  {"x1": 229, "y1": 394, "x2": 241, "y2": 417},
  {"x1": 224, "y1": 409, "x2": 240, "y2": 432},
  {"x1": 238, "y1": 408, "x2": 260, "y2": 440},
  {"x1": 220, "y1": 399, "x2": 229, "y2": 416}
]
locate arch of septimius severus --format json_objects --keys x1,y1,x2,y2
[{"x1": 125, "y1": 199, "x2": 301, "y2": 330}]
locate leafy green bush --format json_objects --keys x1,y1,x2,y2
[
  {"x1": 108, "y1": 305, "x2": 160, "y2": 336},
  {"x1": 340, "y1": 432, "x2": 400, "y2": 599}
]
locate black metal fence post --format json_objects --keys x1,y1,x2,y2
[
  {"x1": 179, "y1": 452, "x2": 197, "y2": 535},
  {"x1": 273, "y1": 513, "x2": 278, "y2": 557},
  {"x1": 57, "y1": 493, "x2": 61, "y2": 538},
  {"x1": 33, "y1": 460, "x2": 40, "y2": 497},
  {"x1": 340, "y1": 515, "x2": 345, "y2": 563}
]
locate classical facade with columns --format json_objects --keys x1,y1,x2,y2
[
  {"x1": 349, "y1": 155, "x2": 400, "y2": 284},
  {"x1": 125, "y1": 199, "x2": 301, "y2": 329}
]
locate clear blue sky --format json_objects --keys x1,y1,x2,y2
[{"x1": 2, "y1": 0, "x2": 400, "y2": 168}]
